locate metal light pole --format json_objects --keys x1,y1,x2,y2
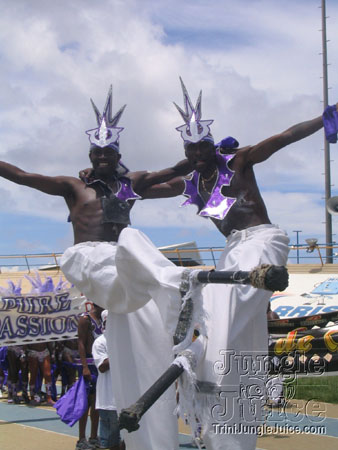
[
  {"x1": 321, "y1": 0, "x2": 333, "y2": 263},
  {"x1": 293, "y1": 230, "x2": 302, "y2": 264}
]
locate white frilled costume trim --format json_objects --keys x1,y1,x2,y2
[
  {"x1": 60, "y1": 228, "x2": 206, "y2": 450},
  {"x1": 197, "y1": 224, "x2": 289, "y2": 450},
  {"x1": 61, "y1": 225, "x2": 289, "y2": 450}
]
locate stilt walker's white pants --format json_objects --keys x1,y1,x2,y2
[
  {"x1": 61, "y1": 232, "x2": 185, "y2": 450},
  {"x1": 199, "y1": 224, "x2": 289, "y2": 450},
  {"x1": 61, "y1": 225, "x2": 289, "y2": 450}
]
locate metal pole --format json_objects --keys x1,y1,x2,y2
[
  {"x1": 321, "y1": 0, "x2": 333, "y2": 263},
  {"x1": 293, "y1": 230, "x2": 302, "y2": 264}
]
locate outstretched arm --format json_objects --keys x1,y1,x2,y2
[
  {"x1": 140, "y1": 177, "x2": 186, "y2": 199},
  {"x1": 245, "y1": 115, "x2": 323, "y2": 165},
  {"x1": 0, "y1": 161, "x2": 73, "y2": 197},
  {"x1": 127, "y1": 159, "x2": 192, "y2": 196}
]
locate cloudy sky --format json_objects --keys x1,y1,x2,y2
[{"x1": 0, "y1": 0, "x2": 338, "y2": 263}]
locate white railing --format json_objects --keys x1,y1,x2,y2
[{"x1": 1, "y1": 242, "x2": 338, "y2": 273}]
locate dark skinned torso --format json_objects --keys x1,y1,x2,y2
[
  {"x1": 197, "y1": 147, "x2": 271, "y2": 238},
  {"x1": 189, "y1": 150, "x2": 271, "y2": 237},
  {"x1": 65, "y1": 177, "x2": 134, "y2": 244}
]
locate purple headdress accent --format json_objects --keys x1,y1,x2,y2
[
  {"x1": 54, "y1": 276, "x2": 71, "y2": 292},
  {"x1": 216, "y1": 136, "x2": 239, "y2": 151},
  {"x1": 182, "y1": 139, "x2": 239, "y2": 220},
  {"x1": 86, "y1": 85, "x2": 126, "y2": 150},
  {"x1": 115, "y1": 160, "x2": 129, "y2": 176},
  {"x1": 25, "y1": 270, "x2": 70, "y2": 294},
  {"x1": 174, "y1": 77, "x2": 214, "y2": 144},
  {"x1": 0, "y1": 280, "x2": 22, "y2": 296}
]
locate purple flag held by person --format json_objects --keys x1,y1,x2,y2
[
  {"x1": 323, "y1": 104, "x2": 338, "y2": 144},
  {"x1": 0, "y1": 346, "x2": 8, "y2": 370},
  {"x1": 54, "y1": 376, "x2": 88, "y2": 427}
]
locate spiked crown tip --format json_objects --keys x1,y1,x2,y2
[
  {"x1": 174, "y1": 77, "x2": 213, "y2": 144},
  {"x1": 86, "y1": 85, "x2": 126, "y2": 150}
]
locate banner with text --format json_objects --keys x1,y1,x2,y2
[
  {"x1": 269, "y1": 324, "x2": 338, "y2": 374},
  {"x1": 0, "y1": 289, "x2": 85, "y2": 346}
]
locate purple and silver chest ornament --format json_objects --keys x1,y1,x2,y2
[
  {"x1": 87, "y1": 176, "x2": 140, "y2": 202},
  {"x1": 115, "y1": 176, "x2": 141, "y2": 201},
  {"x1": 182, "y1": 148, "x2": 236, "y2": 220}
]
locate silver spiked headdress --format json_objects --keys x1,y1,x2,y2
[
  {"x1": 174, "y1": 77, "x2": 214, "y2": 145},
  {"x1": 86, "y1": 85, "x2": 126, "y2": 151}
]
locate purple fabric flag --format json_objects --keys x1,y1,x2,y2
[
  {"x1": 323, "y1": 104, "x2": 338, "y2": 144},
  {"x1": 0, "y1": 346, "x2": 8, "y2": 370},
  {"x1": 54, "y1": 376, "x2": 88, "y2": 427}
]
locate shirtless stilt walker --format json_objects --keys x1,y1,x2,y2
[
  {"x1": 0, "y1": 86, "x2": 192, "y2": 450},
  {"x1": 110, "y1": 79, "x2": 336, "y2": 450}
]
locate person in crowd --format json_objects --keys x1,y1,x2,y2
[
  {"x1": 93, "y1": 310, "x2": 124, "y2": 450},
  {"x1": 75, "y1": 303, "x2": 103, "y2": 450},
  {"x1": 61, "y1": 339, "x2": 80, "y2": 395},
  {"x1": 27, "y1": 342, "x2": 55, "y2": 405},
  {"x1": 7, "y1": 345, "x2": 29, "y2": 404},
  {"x1": 0, "y1": 346, "x2": 8, "y2": 398}
]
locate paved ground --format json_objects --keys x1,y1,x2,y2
[{"x1": 1, "y1": 396, "x2": 338, "y2": 449}]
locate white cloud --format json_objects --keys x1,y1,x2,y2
[
  {"x1": 0, "y1": 0, "x2": 337, "y2": 251},
  {"x1": 264, "y1": 191, "x2": 325, "y2": 236}
]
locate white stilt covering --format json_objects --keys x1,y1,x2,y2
[{"x1": 61, "y1": 225, "x2": 289, "y2": 450}]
